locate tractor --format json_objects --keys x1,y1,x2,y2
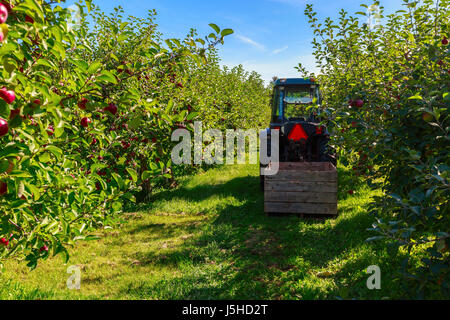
[{"x1": 260, "y1": 78, "x2": 338, "y2": 217}]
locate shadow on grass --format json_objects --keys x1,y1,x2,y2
[{"x1": 119, "y1": 166, "x2": 399, "y2": 299}]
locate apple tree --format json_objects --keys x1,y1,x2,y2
[
  {"x1": 303, "y1": 0, "x2": 449, "y2": 297},
  {"x1": 0, "y1": 0, "x2": 232, "y2": 268}
]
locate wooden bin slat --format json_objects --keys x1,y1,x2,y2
[
  {"x1": 265, "y1": 202, "x2": 337, "y2": 215},
  {"x1": 265, "y1": 180, "x2": 337, "y2": 193},
  {"x1": 265, "y1": 191, "x2": 337, "y2": 204},
  {"x1": 277, "y1": 162, "x2": 335, "y2": 171},
  {"x1": 265, "y1": 170, "x2": 337, "y2": 182}
]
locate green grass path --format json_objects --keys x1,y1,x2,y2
[{"x1": 1, "y1": 163, "x2": 406, "y2": 300}]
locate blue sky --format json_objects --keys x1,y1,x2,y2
[{"x1": 71, "y1": 0, "x2": 407, "y2": 83}]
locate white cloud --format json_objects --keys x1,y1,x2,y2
[
  {"x1": 272, "y1": 46, "x2": 289, "y2": 54},
  {"x1": 235, "y1": 34, "x2": 266, "y2": 51}
]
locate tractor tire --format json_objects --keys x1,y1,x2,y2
[
  {"x1": 259, "y1": 163, "x2": 266, "y2": 192},
  {"x1": 327, "y1": 154, "x2": 337, "y2": 167},
  {"x1": 260, "y1": 173, "x2": 265, "y2": 192}
]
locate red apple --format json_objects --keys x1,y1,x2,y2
[
  {"x1": 0, "y1": 117, "x2": 8, "y2": 137},
  {"x1": 32, "y1": 98, "x2": 41, "y2": 107},
  {"x1": 0, "y1": 237, "x2": 8, "y2": 246},
  {"x1": 25, "y1": 15, "x2": 34, "y2": 24},
  {"x1": 81, "y1": 117, "x2": 91, "y2": 128},
  {"x1": 348, "y1": 190, "x2": 354, "y2": 195},
  {"x1": 355, "y1": 99, "x2": 364, "y2": 108},
  {"x1": 78, "y1": 97, "x2": 88, "y2": 110},
  {"x1": 105, "y1": 103, "x2": 118, "y2": 115},
  {"x1": 0, "y1": 181, "x2": 7, "y2": 196},
  {"x1": 0, "y1": 1, "x2": 12, "y2": 13},
  {"x1": 0, "y1": 87, "x2": 15, "y2": 104},
  {"x1": 4, "y1": 160, "x2": 13, "y2": 174},
  {"x1": 0, "y1": 3, "x2": 7, "y2": 24},
  {"x1": 9, "y1": 108, "x2": 19, "y2": 119},
  {"x1": 47, "y1": 125, "x2": 54, "y2": 136},
  {"x1": 442, "y1": 37, "x2": 448, "y2": 46},
  {"x1": 39, "y1": 245, "x2": 48, "y2": 252},
  {"x1": 422, "y1": 113, "x2": 433, "y2": 122}
]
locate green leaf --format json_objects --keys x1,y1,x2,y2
[
  {"x1": 97, "y1": 70, "x2": 118, "y2": 84},
  {"x1": 45, "y1": 146, "x2": 63, "y2": 161},
  {"x1": 112, "y1": 172, "x2": 124, "y2": 190},
  {"x1": 38, "y1": 152, "x2": 51, "y2": 163},
  {"x1": 88, "y1": 61, "x2": 102, "y2": 74},
  {"x1": 69, "y1": 58, "x2": 89, "y2": 72},
  {"x1": 209, "y1": 23, "x2": 220, "y2": 34},
  {"x1": 141, "y1": 170, "x2": 153, "y2": 181},
  {"x1": 126, "y1": 168, "x2": 138, "y2": 182},
  {"x1": 85, "y1": 0, "x2": 92, "y2": 12},
  {"x1": 443, "y1": 92, "x2": 450, "y2": 102},
  {"x1": 0, "y1": 146, "x2": 21, "y2": 159},
  {"x1": 118, "y1": 33, "x2": 130, "y2": 42},
  {"x1": 122, "y1": 192, "x2": 136, "y2": 203},
  {"x1": 112, "y1": 202, "x2": 122, "y2": 212},
  {"x1": 221, "y1": 29, "x2": 234, "y2": 37}
]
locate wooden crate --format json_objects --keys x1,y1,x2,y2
[{"x1": 264, "y1": 162, "x2": 338, "y2": 216}]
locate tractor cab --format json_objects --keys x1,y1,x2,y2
[
  {"x1": 266, "y1": 78, "x2": 335, "y2": 164},
  {"x1": 271, "y1": 78, "x2": 321, "y2": 123}
]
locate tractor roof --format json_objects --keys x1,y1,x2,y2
[{"x1": 274, "y1": 78, "x2": 316, "y2": 86}]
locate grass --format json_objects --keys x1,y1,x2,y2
[{"x1": 0, "y1": 163, "x2": 411, "y2": 300}]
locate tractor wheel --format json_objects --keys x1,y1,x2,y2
[
  {"x1": 259, "y1": 163, "x2": 266, "y2": 192},
  {"x1": 326, "y1": 154, "x2": 337, "y2": 167},
  {"x1": 260, "y1": 173, "x2": 265, "y2": 191}
]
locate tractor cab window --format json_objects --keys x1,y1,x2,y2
[
  {"x1": 284, "y1": 89, "x2": 313, "y2": 104},
  {"x1": 271, "y1": 88, "x2": 281, "y2": 122},
  {"x1": 271, "y1": 84, "x2": 320, "y2": 123},
  {"x1": 284, "y1": 86, "x2": 316, "y2": 120}
]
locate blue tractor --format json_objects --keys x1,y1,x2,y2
[{"x1": 261, "y1": 78, "x2": 336, "y2": 189}]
